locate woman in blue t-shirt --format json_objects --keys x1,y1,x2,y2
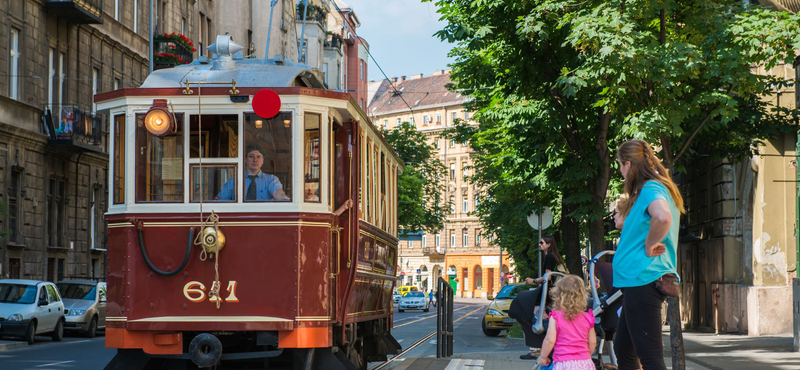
[{"x1": 613, "y1": 140, "x2": 685, "y2": 370}]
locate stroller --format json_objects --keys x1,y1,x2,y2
[{"x1": 529, "y1": 250, "x2": 622, "y2": 370}]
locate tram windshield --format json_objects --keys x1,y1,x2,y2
[{"x1": 131, "y1": 111, "x2": 294, "y2": 204}]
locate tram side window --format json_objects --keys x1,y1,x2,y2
[
  {"x1": 136, "y1": 113, "x2": 184, "y2": 202},
  {"x1": 113, "y1": 114, "x2": 125, "y2": 204},
  {"x1": 240, "y1": 112, "x2": 293, "y2": 202},
  {"x1": 304, "y1": 113, "x2": 321, "y2": 203}
]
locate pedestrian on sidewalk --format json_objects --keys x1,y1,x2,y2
[
  {"x1": 511, "y1": 235, "x2": 566, "y2": 360},
  {"x1": 538, "y1": 275, "x2": 596, "y2": 370},
  {"x1": 613, "y1": 140, "x2": 684, "y2": 370}
]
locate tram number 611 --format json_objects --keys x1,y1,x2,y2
[{"x1": 183, "y1": 281, "x2": 239, "y2": 303}]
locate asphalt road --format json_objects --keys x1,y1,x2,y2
[
  {"x1": 372, "y1": 301, "x2": 517, "y2": 370},
  {"x1": 0, "y1": 302, "x2": 511, "y2": 370},
  {"x1": 0, "y1": 332, "x2": 112, "y2": 370}
]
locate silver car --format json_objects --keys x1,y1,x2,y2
[
  {"x1": 0, "y1": 279, "x2": 66, "y2": 344},
  {"x1": 56, "y1": 280, "x2": 106, "y2": 338},
  {"x1": 398, "y1": 291, "x2": 430, "y2": 312}
]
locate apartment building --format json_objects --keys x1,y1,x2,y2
[
  {"x1": 0, "y1": 0, "x2": 215, "y2": 281},
  {"x1": 368, "y1": 71, "x2": 513, "y2": 298}
]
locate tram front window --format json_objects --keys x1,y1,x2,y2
[
  {"x1": 228, "y1": 113, "x2": 293, "y2": 202},
  {"x1": 189, "y1": 115, "x2": 239, "y2": 202},
  {"x1": 136, "y1": 113, "x2": 185, "y2": 203}
]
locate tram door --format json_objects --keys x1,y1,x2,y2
[{"x1": 332, "y1": 119, "x2": 354, "y2": 321}]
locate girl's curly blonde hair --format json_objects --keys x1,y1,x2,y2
[{"x1": 549, "y1": 275, "x2": 587, "y2": 321}]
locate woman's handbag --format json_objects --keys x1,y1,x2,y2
[{"x1": 655, "y1": 273, "x2": 680, "y2": 297}]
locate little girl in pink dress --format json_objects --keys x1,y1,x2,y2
[{"x1": 538, "y1": 275, "x2": 596, "y2": 370}]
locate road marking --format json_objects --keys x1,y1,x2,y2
[
  {"x1": 68, "y1": 340, "x2": 91, "y2": 344},
  {"x1": 397, "y1": 339, "x2": 404, "y2": 343},
  {"x1": 35, "y1": 360, "x2": 75, "y2": 367},
  {"x1": 444, "y1": 359, "x2": 485, "y2": 370}
]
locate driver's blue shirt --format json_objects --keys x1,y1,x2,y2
[{"x1": 216, "y1": 171, "x2": 283, "y2": 201}]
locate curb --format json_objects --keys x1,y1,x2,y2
[{"x1": 0, "y1": 341, "x2": 28, "y2": 351}]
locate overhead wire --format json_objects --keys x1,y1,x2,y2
[{"x1": 329, "y1": 0, "x2": 418, "y2": 114}]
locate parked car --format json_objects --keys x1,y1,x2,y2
[
  {"x1": 56, "y1": 280, "x2": 106, "y2": 338},
  {"x1": 0, "y1": 279, "x2": 66, "y2": 344},
  {"x1": 398, "y1": 291, "x2": 429, "y2": 312},
  {"x1": 392, "y1": 291, "x2": 402, "y2": 303},
  {"x1": 482, "y1": 283, "x2": 535, "y2": 337}
]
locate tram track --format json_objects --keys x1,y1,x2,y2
[
  {"x1": 369, "y1": 305, "x2": 487, "y2": 370},
  {"x1": 391, "y1": 306, "x2": 471, "y2": 329}
]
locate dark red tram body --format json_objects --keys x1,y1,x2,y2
[{"x1": 97, "y1": 36, "x2": 401, "y2": 369}]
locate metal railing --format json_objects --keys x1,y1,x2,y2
[
  {"x1": 44, "y1": 106, "x2": 104, "y2": 147},
  {"x1": 436, "y1": 277, "x2": 454, "y2": 358},
  {"x1": 153, "y1": 38, "x2": 193, "y2": 68},
  {"x1": 422, "y1": 246, "x2": 446, "y2": 256}
]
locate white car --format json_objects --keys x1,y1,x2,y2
[
  {"x1": 0, "y1": 279, "x2": 66, "y2": 344},
  {"x1": 398, "y1": 291, "x2": 429, "y2": 312},
  {"x1": 392, "y1": 291, "x2": 402, "y2": 303}
]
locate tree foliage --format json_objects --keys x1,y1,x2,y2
[
  {"x1": 382, "y1": 122, "x2": 448, "y2": 236},
  {"x1": 429, "y1": 0, "x2": 800, "y2": 367}
]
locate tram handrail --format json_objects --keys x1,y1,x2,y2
[{"x1": 135, "y1": 219, "x2": 194, "y2": 277}]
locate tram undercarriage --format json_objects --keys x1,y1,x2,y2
[{"x1": 104, "y1": 320, "x2": 401, "y2": 370}]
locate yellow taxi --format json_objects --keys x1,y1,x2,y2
[
  {"x1": 482, "y1": 283, "x2": 536, "y2": 337},
  {"x1": 396, "y1": 285, "x2": 419, "y2": 297}
]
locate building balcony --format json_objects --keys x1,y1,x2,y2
[
  {"x1": 422, "y1": 247, "x2": 446, "y2": 256},
  {"x1": 44, "y1": 0, "x2": 103, "y2": 24},
  {"x1": 153, "y1": 35, "x2": 195, "y2": 70},
  {"x1": 44, "y1": 106, "x2": 105, "y2": 153},
  {"x1": 324, "y1": 34, "x2": 343, "y2": 51}
]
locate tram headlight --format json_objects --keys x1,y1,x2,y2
[{"x1": 144, "y1": 99, "x2": 175, "y2": 137}]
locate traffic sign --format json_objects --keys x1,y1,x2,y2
[
  {"x1": 527, "y1": 207, "x2": 553, "y2": 230},
  {"x1": 507, "y1": 273, "x2": 513, "y2": 279}
]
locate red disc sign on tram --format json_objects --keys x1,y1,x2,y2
[{"x1": 252, "y1": 89, "x2": 281, "y2": 119}]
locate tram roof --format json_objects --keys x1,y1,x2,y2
[{"x1": 140, "y1": 57, "x2": 327, "y2": 90}]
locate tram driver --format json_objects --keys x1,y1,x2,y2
[{"x1": 215, "y1": 144, "x2": 290, "y2": 201}]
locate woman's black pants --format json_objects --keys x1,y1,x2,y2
[{"x1": 614, "y1": 282, "x2": 667, "y2": 370}]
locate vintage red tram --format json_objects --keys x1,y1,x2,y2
[{"x1": 96, "y1": 36, "x2": 402, "y2": 369}]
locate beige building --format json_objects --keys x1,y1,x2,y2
[
  {"x1": 368, "y1": 71, "x2": 514, "y2": 298},
  {"x1": 676, "y1": 59, "x2": 798, "y2": 336}
]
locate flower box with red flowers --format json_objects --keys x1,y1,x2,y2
[{"x1": 153, "y1": 32, "x2": 194, "y2": 68}]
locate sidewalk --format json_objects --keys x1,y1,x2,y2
[
  {"x1": 392, "y1": 331, "x2": 800, "y2": 370},
  {"x1": 0, "y1": 339, "x2": 28, "y2": 351}
]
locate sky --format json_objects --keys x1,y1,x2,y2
[{"x1": 337, "y1": 0, "x2": 455, "y2": 81}]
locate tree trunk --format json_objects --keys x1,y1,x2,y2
[
  {"x1": 669, "y1": 297, "x2": 685, "y2": 370},
  {"x1": 660, "y1": 153, "x2": 685, "y2": 370},
  {"x1": 560, "y1": 200, "x2": 582, "y2": 275},
  {"x1": 589, "y1": 112, "x2": 612, "y2": 257}
]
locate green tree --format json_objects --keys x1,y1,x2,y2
[
  {"x1": 381, "y1": 122, "x2": 448, "y2": 236},
  {"x1": 429, "y1": 0, "x2": 800, "y2": 367}
]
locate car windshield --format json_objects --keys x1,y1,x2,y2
[
  {"x1": 57, "y1": 283, "x2": 96, "y2": 300},
  {"x1": 0, "y1": 283, "x2": 37, "y2": 304},
  {"x1": 494, "y1": 284, "x2": 536, "y2": 299},
  {"x1": 405, "y1": 292, "x2": 425, "y2": 298}
]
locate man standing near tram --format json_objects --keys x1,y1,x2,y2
[{"x1": 216, "y1": 144, "x2": 290, "y2": 201}]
